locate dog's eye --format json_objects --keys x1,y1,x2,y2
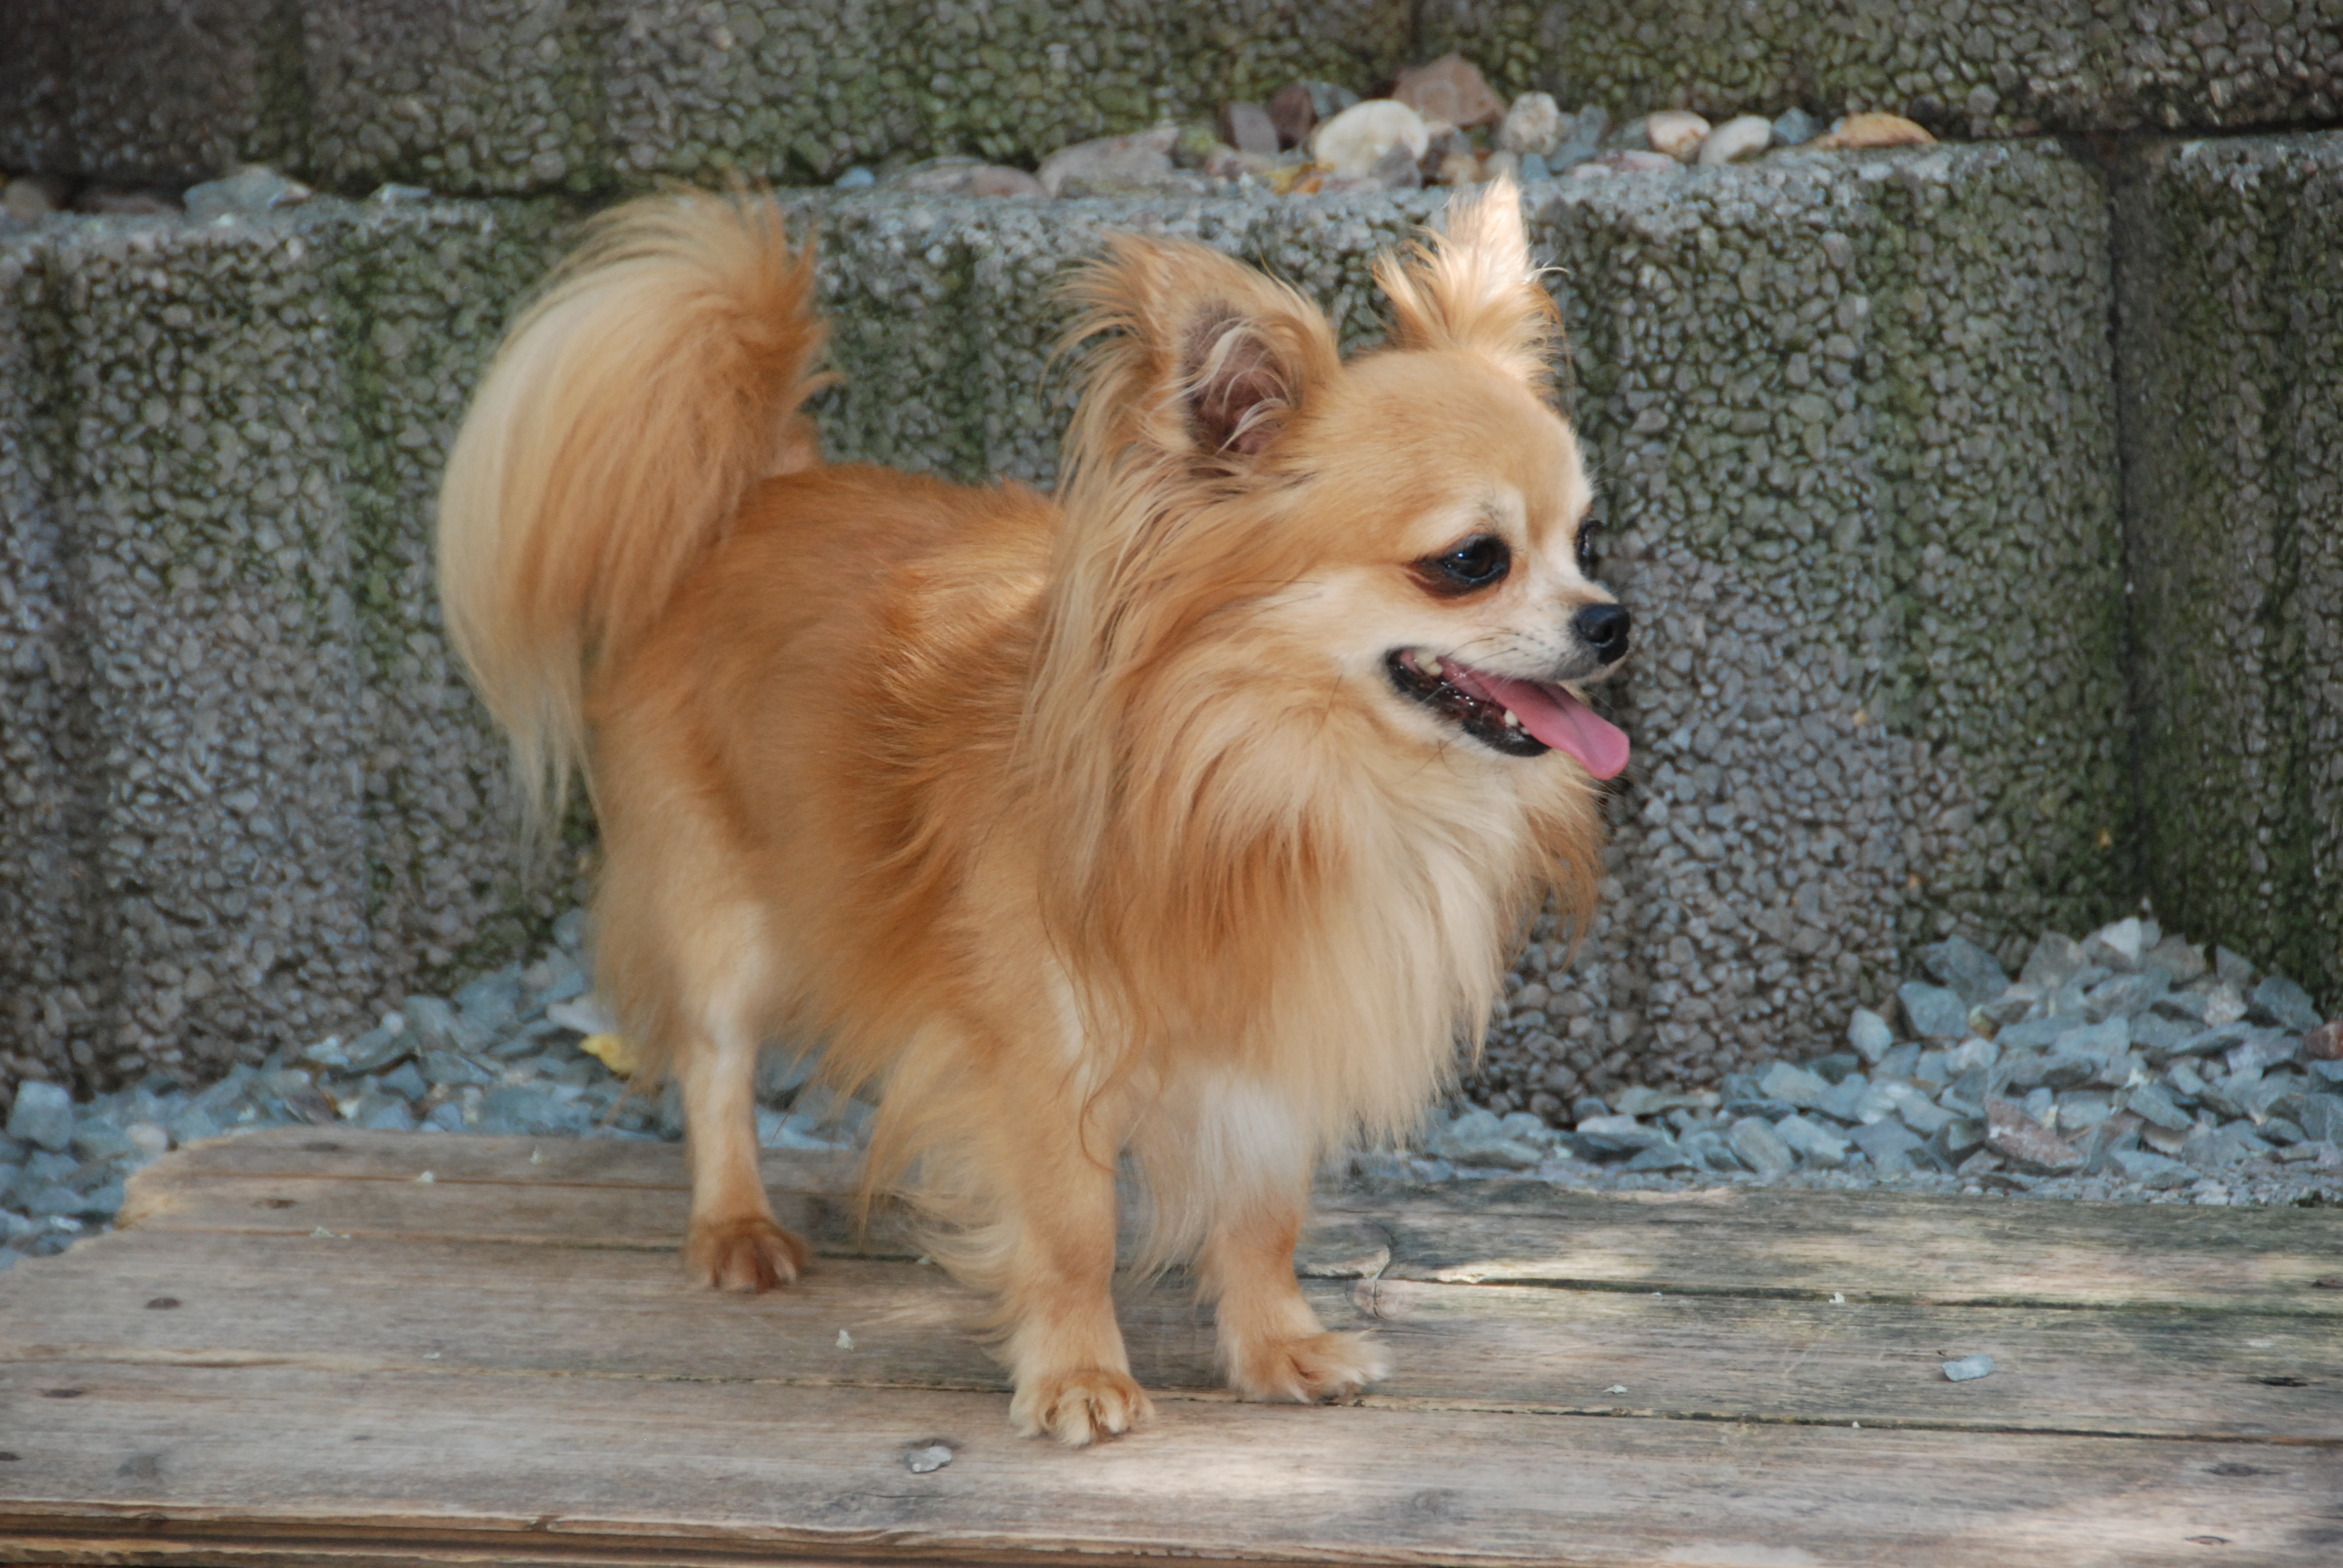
[
  {"x1": 1415, "y1": 534, "x2": 1511, "y2": 596},
  {"x1": 1574, "y1": 517, "x2": 1599, "y2": 575}
]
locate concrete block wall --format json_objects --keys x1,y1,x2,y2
[
  {"x1": 2115, "y1": 133, "x2": 2343, "y2": 1013},
  {"x1": 0, "y1": 205, "x2": 582, "y2": 1097},
  {"x1": 5, "y1": 4, "x2": 2335, "y2": 194},
  {"x1": 1421, "y1": 2, "x2": 2342, "y2": 139},
  {"x1": 0, "y1": 143, "x2": 2141, "y2": 1102}
]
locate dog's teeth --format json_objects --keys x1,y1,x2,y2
[
  {"x1": 1420, "y1": 653, "x2": 1445, "y2": 678},
  {"x1": 1504, "y1": 711, "x2": 1522, "y2": 728}
]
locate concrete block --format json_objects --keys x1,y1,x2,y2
[
  {"x1": 1417, "y1": 1, "x2": 2343, "y2": 141},
  {"x1": 2116, "y1": 132, "x2": 2343, "y2": 1010},
  {"x1": 0, "y1": 0, "x2": 301, "y2": 184},
  {"x1": 304, "y1": 0, "x2": 608, "y2": 195}
]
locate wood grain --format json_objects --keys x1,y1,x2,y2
[
  {"x1": 125, "y1": 1131, "x2": 2343, "y2": 1312},
  {"x1": 2, "y1": 1230, "x2": 2338, "y2": 1440},
  {"x1": 3, "y1": 1360, "x2": 2338, "y2": 1568}
]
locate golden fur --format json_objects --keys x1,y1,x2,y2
[{"x1": 437, "y1": 178, "x2": 1624, "y2": 1445}]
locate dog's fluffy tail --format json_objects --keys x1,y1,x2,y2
[{"x1": 437, "y1": 189, "x2": 828, "y2": 820}]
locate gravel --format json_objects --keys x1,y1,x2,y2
[{"x1": 3, "y1": 914, "x2": 2337, "y2": 1276}]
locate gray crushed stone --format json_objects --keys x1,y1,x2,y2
[{"x1": 3, "y1": 914, "x2": 2337, "y2": 1273}]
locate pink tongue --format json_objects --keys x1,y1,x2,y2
[{"x1": 1458, "y1": 670, "x2": 1631, "y2": 779}]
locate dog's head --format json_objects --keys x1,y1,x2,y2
[{"x1": 1054, "y1": 178, "x2": 1629, "y2": 783}]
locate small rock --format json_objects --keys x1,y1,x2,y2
[
  {"x1": 7, "y1": 1084, "x2": 74, "y2": 1154},
  {"x1": 1625, "y1": 1143, "x2": 1694, "y2": 1172},
  {"x1": 80, "y1": 188, "x2": 180, "y2": 216},
  {"x1": 1727, "y1": 1117, "x2": 1796, "y2": 1178},
  {"x1": 4, "y1": 176, "x2": 57, "y2": 221},
  {"x1": 1573, "y1": 1114, "x2": 1671, "y2": 1157},
  {"x1": 1770, "y1": 107, "x2": 1819, "y2": 146},
  {"x1": 1811, "y1": 113, "x2": 1937, "y2": 151},
  {"x1": 1267, "y1": 82, "x2": 1318, "y2": 148},
  {"x1": 1694, "y1": 114, "x2": 1771, "y2": 167},
  {"x1": 2226, "y1": 1030, "x2": 2302, "y2": 1076},
  {"x1": 1940, "y1": 1353, "x2": 1994, "y2": 1382},
  {"x1": 1850, "y1": 1117, "x2": 1924, "y2": 1172},
  {"x1": 1311, "y1": 100, "x2": 1430, "y2": 180},
  {"x1": 969, "y1": 165, "x2": 1046, "y2": 199},
  {"x1": 2122, "y1": 1080, "x2": 2194, "y2": 1132},
  {"x1": 183, "y1": 166, "x2": 314, "y2": 223},
  {"x1": 1757, "y1": 1061, "x2": 1830, "y2": 1112},
  {"x1": 1498, "y1": 92, "x2": 1564, "y2": 157},
  {"x1": 1983, "y1": 1095, "x2": 2082, "y2": 1174},
  {"x1": 2215, "y1": 946, "x2": 2258, "y2": 989},
  {"x1": 369, "y1": 182, "x2": 435, "y2": 204},
  {"x1": 2306, "y1": 1022, "x2": 2343, "y2": 1062},
  {"x1": 1774, "y1": 1114, "x2": 1849, "y2": 1168},
  {"x1": 1038, "y1": 128, "x2": 1185, "y2": 197},
  {"x1": 1392, "y1": 53, "x2": 1506, "y2": 131},
  {"x1": 2112, "y1": 1147, "x2": 2197, "y2": 1189},
  {"x1": 1847, "y1": 1008, "x2": 1895, "y2": 1064},
  {"x1": 2145, "y1": 935, "x2": 2209, "y2": 983},
  {"x1": 1899, "y1": 982, "x2": 1970, "y2": 1040},
  {"x1": 1519, "y1": 152, "x2": 1551, "y2": 180},
  {"x1": 2251, "y1": 977, "x2": 2324, "y2": 1033},
  {"x1": 1220, "y1": 101, "x2": 1280, "y2": 157},
  {"x1": 905, "y1": 1442, "x2": 954, "y2": 1474},
  {"x1": 2019, "y1": 932, "x2": 2088, "y2": 992},
  {"x1": 1644, "y1": 111, "x2": 1711, "y2": 161},
  {"x1": 1923, "y1": 936, "x2": 2012, "y2": 1007},
  {"x1": 2083, "y1": 916, "x2": 2148, "y2": 972}
]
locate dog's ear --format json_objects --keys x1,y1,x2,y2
[
  {"x1": 1375, "y1": 175, "x2": 1557, "y2": 384},
  {"x1": 1063, "y1": 238, "x2": 1341, "y2": 473}
]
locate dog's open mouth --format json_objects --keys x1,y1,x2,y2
[{"x1": 1386, "y1": 649, "x2": 1631, "y2": 777}]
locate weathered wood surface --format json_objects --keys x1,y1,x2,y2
[
  {"x1": 2, "y1": 1230, "x2": 2338, "y2": 1439},
  {"x1": 4, "y1": 1126, "x2": 2341, "y2": 1567}
]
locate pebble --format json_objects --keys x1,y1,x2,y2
[
  {"x1": 1644, "y1": 111, "x2": 1712, "y2": 162},
  {"x1": 1037, "y1": 128, "x2": 1184, "y2": 198},
  {"x1": 1812, "y1": 113, "x2": 1936, "y2": 151},
  {"x1": 1899, "y1": 982, "x2": 1970, "y2": 1040},
  {"x1": 1498, "y1": 93, "x2": 1564, "y2": 158},
  {"x1": 182, "y1": 166, "x2": 313, "y2": 223},
  {"x1": 1220, "y1": 102, "x2": 1280, "y2": 158},
  {"x1": 1728, "y1": 1117, "x2": 1797, "y2": 1178},
  {"x1": 1940, "y1": 1353, "x2": 1995, "y2": 1382},
  {"x1": 1391, "y1": 53, "x2": 1506, "y2": 132},
  {"x1": 7, "y1": 1083, "x2": 73, "y2": 1153},
  {"x1": 1695, "y1": 116, "x2": 1772, "y2": 168},
  {"x1": 1771, "y1": 108, "x2": 1820, "y2": 147},
  {"x1": 4, "y1": 176, "x2": 57, "y2": 221},
  {"x1": 1267, "y1": 82, "x2": 1318, "y2": 149},
  {"x1": 1310, "y1": 100, "x2": 1430, "y2": 181},
  {"x1": 833, "y1": 166, "x2": 877, "y2": 190}
]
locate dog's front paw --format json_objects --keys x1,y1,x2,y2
[
  {"x1": 1010, "y1": 1367, "x2": 1154, "y2": 1446},
  {"x1": 683, "y1": 1215, "x2": 811, "y2": 1292},
  {"x1": 1225, "y1": 1330, "x2": 1389, "y2": 1403}
]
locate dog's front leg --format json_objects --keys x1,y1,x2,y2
[
  {"x1": 989, "y1": 1100, "x2": 1152, "y2": 1445},
  {"x1": 1202, "y1": 1187, "x2": 1389, "y2": 1403},
  {"x1": 677, "y1": 1028, "x2": 811, "y2": 1290}
]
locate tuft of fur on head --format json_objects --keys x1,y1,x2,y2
[
  {"x1": 1374, "y1": 175, "x2": 1560, "y2": 387},
  {"x1": 436, "y1": 189, "x2": 830, "y2": 825}
]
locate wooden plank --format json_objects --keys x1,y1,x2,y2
[
  {"x1": 1335, "y1": 1184, "x2": 2343, "y2": 1313},
  {"x1": 147, "y1": 1128, "x2": 854, "y2": 1193},
  {"x1": 5, "y1": 1230, "x2": 2338, "y2": 1441},
  {"x1": 126, "y1": 1132, "x2": 2343, "y2": 1313},
  {"x1": 3, "y1": 1359, "x2": 2338, "y2": 1567}
]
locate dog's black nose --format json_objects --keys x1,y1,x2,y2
[{"x1": 1573, "y1": 603, "x2": 1631, "y2": 663}]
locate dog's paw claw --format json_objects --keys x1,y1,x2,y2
[
  {"x1": 1226, "y1": 1330, "x2": 1389, "y2": 1403},
  {"x1": 683, "y1": 1216, "x2": 811, "y2": 1292},
  {"x1": 1011, "y1": 1367, "x2": 1153, "y2": 1446}
]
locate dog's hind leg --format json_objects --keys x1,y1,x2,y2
[{"x1": 672, "y1": 932, "x2": 810, "y2": 1292}]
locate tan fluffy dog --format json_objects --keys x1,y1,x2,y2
[{"x1": 436, "y1": 177, "x2": 1630, "y2": 1445}]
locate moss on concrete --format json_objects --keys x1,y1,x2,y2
[{"x1": 2116, "y1": 132, "x2": 2343, "y2": 1011}]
